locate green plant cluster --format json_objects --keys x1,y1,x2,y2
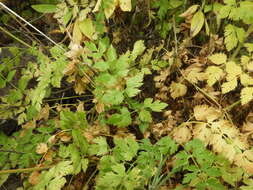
[{"x1": 2, "y1": 0, "x2": 253, "y2": 189}]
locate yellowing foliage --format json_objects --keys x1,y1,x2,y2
[
  {"x1": 208, "y1": 53, "x2": 227, "y2": 65},
  {"x1": 169, "y1": 82, "x2": 187, "y2": 99}
]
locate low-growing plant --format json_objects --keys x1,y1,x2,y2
[{"x1": 3, "y1": 0, "x2": 253, "y2": 189}]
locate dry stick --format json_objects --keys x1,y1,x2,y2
[
  {"x1": 0, "y1": 2, "x2": 65, "y2": 51},
  {"x1": 0, "y1": 165, "x2": 52, "y2": 175}
]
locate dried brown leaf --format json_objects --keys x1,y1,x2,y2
[{"x1": 36, "y1": 143, "x2": 48, "y2": 154}]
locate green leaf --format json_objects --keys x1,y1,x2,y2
[
  {"x1": 0, "y1": 174, "x2": 9, "y2": 187},
  {"x1": 107, "y1": 107, "x2": 132, "y2": 127},
  {"x1": 18, "y1": 76, "x2": 30, "y2": 91},
  {"x1": 6, "y1": 89, "x2": 23, "y2": 104},
  {"x1": 89, "y1": 137, "x2": 109, "y2": 155},
  {"x1": 131, "y1": 40, "x2": 146, "y2": 61},
  {"x1": 125, "y1": 73, "x2": 144, "y2": 97},
  {"x1": 6, "y1": 70, "x2": 16, "y2": 82},
  {"x1": 205, "y1": 167, "x2": 221, "y2": 177},
  {"x1": 225, "y1": 24, "x2": 238, "y2": 51},
  {"x1": 93, "y1": 61, "x2": 109, "y2": 71},
  {"x1": 95, "y1": 73, "x2": 117, "y2": 87},
  {"x1": 31, "y1": 4, "x2": 57, "y2": 13},
  {"x1": 101, "y1": 90, "x2": 124, "y2": 105},
  {"x1": 0, "y1": 77, "x2": 6, "y2": 88},
  {"x1": 236, "y1": 27, "x2": 246, "y2": 43},
  {"x1": 224, "y1": 0, "x2": 236, "y2": 5},
  {"x1": 47, "y1": 177, "x2": 66, "y2": 190},
  {"x1": 143, "y1": 98, "x2": 167, "y2": 112},
  {"x1": 34, "y1": 161, "x2": 73, "y2": 190},
  {"x1": 60, "y1": 111, "x2": 87, "y2": 130},
  {"x1": 183, "y1": 172, "x2": 198, "y2": 184},
  {"x1": 79, "y1": 18, "x2": 95, "y2": 40},
  {"x1": 72, "y1": 129, "x2": 88, "y2": 155},
  {"x1": 62, "y1": 9, "x2": 72, "y2": 26},
  {"x1": 58, "y1": 145, "x2": 70, "y2": 158},
  {"x1": 197, "y1": 178, "x2": 225, "y2": 190},
  {"x1": 190, "y1": 11, "x2": 205, "y2": 37},
  {"x1": 113, "y1": 137, "x2": 139, "y2": 161},
  {"x1": 69, "y1": 144, "x2": 81, "y2": 174},
  {"x1": 139, "y1": 109, "x2": 152, "y2": 123},
  {"x1": 81, "y1": 159, "x2": 89, "y2": 172},
  {"x1": 156, "y1": 136, "x2": 178, "y2": 155},
  {"x1": 26, "y1": 105, "x2": 39, "y2": 121},
  {"x1": 107, "y1": 45, "x2": 117, "y2": 61}
]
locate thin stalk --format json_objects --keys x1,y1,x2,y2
[
  {"x1": 4, "y1": 10, "x2": 42, "y2": 44},
  {"x1": 0, "y1": 165, "x2": 52, "y2": 175},
  {"x1": 0, "y1": 26, "x2": 32, "y2": 48},
  {"x1": 43, "y1": 95, "x2": 93, "y2": 102},
  {"x1": 0, "y1": 72, "x2": 19, "y2": 91},
  {"x1": 173, "y1": 15, "x2": 178, "y2": 56},
  {"x1": 224, "y1": 100, "x2": 241, "y2": 111},
  {"x1": 0, "y1": 2, "x2": 64, "y2": 50}
]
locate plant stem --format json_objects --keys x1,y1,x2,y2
[
  {"x1": 0, "y1": 165, "x2": 52, "y2": 175},
  {"x1": 0, "y1": 2, "x2": 64, "y2": 50},
  {"x1": 0, "y1": 26, "x2": 32, "y2": 48},
  {"x1": 224, "y1": 100, "x2": 241, "y2": 111},
  {"x1": 43, "y1": 95, "x2": 93, "y2": 102}
]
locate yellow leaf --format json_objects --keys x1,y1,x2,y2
[
  {"x1": 208, "y1": 53, "x2": 227, "y2": 65},
  {"x1": 170, "y1": 82, "x2": 187, "y2": 99},
  {"x1": 179, "y1": 4, "x2": 199, "y2": 17},
  {"x1": 104, "y1": 0, "x2": 117, "y2": 19},
  {"x1": 221, "y1": 78, "x2": 237, "y2": 94},
  {"x1": 241, "y1": 55, "x2": 250, "y2": 66},
  {"x1": 240, "y1": 73, "x2": 253, "y2": 86},
  {"x1": 184, "y1": 66, "x2": 206, "y2": 84},
  {"x1": 234, "y1": 151, "x2": 253, "y2": 174},
  {"x1": 119, "y1": 0, "x2": 131, "y2": 11},
  {"x1": 241, "y1": 87, "x2": 253, "y2": 105},
  {"x1": 205, "y1": 19, "x2": 210, "y2": 36},
  {"x1": 205, "y1": 66, "x2": 223, "y2": 86},
  {"x1": 225, "y1": 61, "x2": 242, "y2": 81},
  {"x1": 79, "y1": 18, "x2": 95, "y2": 39},
  {"x1": 246, "y1": 62, "x2": 253, "y2": 72},
  {"x1": 73, "y1": 20, "x2": 82, "y2": 44},
  {"x1": 173, "y1": 126, "x2": 192, "y2": 144},
  {"x1": 36, "y1": 143, "x2": 48, "y2": 154},
  {"x1": 209, "y1": 134, "x2": 225, "y2": 153},
  {"x1": 193, "y1": 123, "x2": 211, "y2": 145},
  {"x1": 93, "y1": 0, "x2": 102, "y2": 12},
  {"x1": 190, "y1": 11, "x2": 205, "y2": 37},
  {"x1": 193, "y1": 105, "x2": 221, "y2": 122}
]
